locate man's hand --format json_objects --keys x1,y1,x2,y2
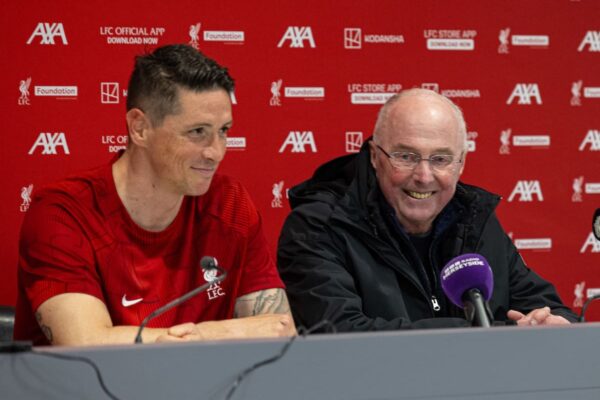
[
  {"x1": 507, "y1": 307, "x2": 571, "y2": 326},
  {"x1": 156, "y1": 314, "x2": 296, "y2": 343}
]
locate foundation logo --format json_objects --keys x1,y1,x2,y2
[
  {"x1": 101, "y1": 82, "x2": 128, "y2": 104},
  {"x1": 498, "y1": 128, "x2": 550, "y2": 154},
  {"x1": 186, "y1": 22, "x2": 245, "y2": 46},
  {"x1": 570, "y1": 80, "x2": 600, "y2": 106},
  {"x1": 269, "y1": 79, "x2": 324, "y2": 105},
  {"x1": 420, "y1": 83, "x2": 480, "y2": 99},
  {"x1": 271, "y1": 181, "x2": 285, "y2": 208},
  {"x1": 345, "y1": 132, "x2": 363, "y2": 153},
  {"x1": 28, "y1": 132, "x2": 70, "y2": 155},
  {"x1": 20, "y1": 184, "x2": 33, "y2": 212},
  {"x1": 508, "y1": 180, "x2": 543, "y2": 202},
  {"x1": 189, "y1": 23, "x2": 201, "y2": 49},
  {"x1": 580, "y1": 232, "x2": 600, "y2": 253},
  {"x1": 424, "y1": 29, "x2": 477, "y2": 51},
  {"x1": 343, "y1": 27, "x2": 405, "y2": 49},
  {"x1": 18, "y1": 77, "x2": 32, "y2": 105},
  {"x1": 279, "y1": 131, "x2": 317, "y2": 153},
  {"x1": 27, "y1": 22, "x2": 68, "y2": 45},
  {"x1": 513, "y1": 236, "x2": 552, "y2": 251},
  {"x1": 578, "y1": 31, "x2": 600, "y2": 52},
  {"x1": 101, "y1": 135, "x2": 128, "y2": 153},
  {"x1": 507, "y1": 83, "x2": 542, "y2": 105},
  {"x1": 19, "y1": 77, "x2": 78, "y2": 103},
  {"x1": 497, "y1": 27, "x2": 549, "y2": 54},
  {"x1": 348, "y1": 82, "x2": 401, "y2": 104},
  {"x1": 226, "y1": 137, "x2": 246, "y2": 150},
  {"x1": 579, "y1": 129, "x2": 600, "y2": 151},
  {"x1": 100, "y1": 26, "x2": 166, "y2": 45},
  {"x1": 574, "y1": 281, "x2": 585, "y2": 308},
  {"x1": 277, "y1": 26, "x2": 316, "y2": 48}
]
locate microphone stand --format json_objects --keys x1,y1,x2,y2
[{"x1": 134, "y1": 262, "x2": 227, "y2": 344}]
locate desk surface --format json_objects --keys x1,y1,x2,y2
[{"x1": 2, "y1": 323, "x2": 600, "y2": 400}]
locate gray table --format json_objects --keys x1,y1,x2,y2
[{"x1": 2, "y1": 323, "x2": 600, "y2": 400}]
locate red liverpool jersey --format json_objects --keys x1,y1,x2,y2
[{"x1": 14, "y1": 160, "x2": 283, "y2": 345}]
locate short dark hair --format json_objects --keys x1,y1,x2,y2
[{"x1": 126, "y1": 44, "x2": 235, "y2": 126}]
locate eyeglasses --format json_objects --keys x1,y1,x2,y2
[{"x1": 375, "y1": 144, "x2": 463, "y2": 171}]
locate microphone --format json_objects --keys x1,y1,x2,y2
[
  {"x1": 134, "y1": 256, "x2": 227, "y2": 344},
  {"x1": 440, "y1": 253, "x2": 494, "y2": 327},
  {"x1": 593, "y1": 208, "x2": 600, "y2": 241}
]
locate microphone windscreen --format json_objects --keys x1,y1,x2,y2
[
  {"x1": 200, "y1": 256, "x2": 218, "y2": 270},
  {"x1": 440, "y1": 253, "x2": 493, "y2": 308}
]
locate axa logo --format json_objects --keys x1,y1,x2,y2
[
  {"x1": 277, "y1": 26, "x2": 316, "y2": 48},
  {"x1": 578, "y1": 31, "x2": 600, "y2": 52},
  {"x1": 28, "y1": 132, "x2": 70, "y2": 155},
  {"x1": 580, "y1": 232, "x2": 600, "y2": 253},
  {"x1": 508, "y1": 180, "x2": 543, "y2": 202},
  {"x1": 27, "y1": 22, "x2": 68, "y2": 45},
  {"x1": 507, "y1": 83, "x2": 542, "y2": 105},
  {"x1": 279, "y1": 131, "x2": 317, "y2": 153},
  {"x1": 579, "y1": 130, "x2": 600, "y2": 151}
]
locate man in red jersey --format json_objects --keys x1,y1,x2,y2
[{"x1": 14, "y1": 44, "x2": 295, "y2": 346}]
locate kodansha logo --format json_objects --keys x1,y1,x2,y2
[{"x1": 343, "y1": 28, "x2": 405, "y2": 49}]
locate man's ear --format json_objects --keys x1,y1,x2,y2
[
  {"x1": 458, "y1": 151, "x2": 466, "y2": 176},
  {"x1": 126, "y1": 108, "x2": 151, "y2": 147},
  {"x1": 369, "y1": 140, "x2": 377, "y2": 170}
]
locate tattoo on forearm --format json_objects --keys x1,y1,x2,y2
[
  {"x1": 35, "y1": 311, "x2": 53, "y2": 344},
  {"x1": 234, "y1": 289, "x2": 290, "y2": 317}
]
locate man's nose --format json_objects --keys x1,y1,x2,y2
[
  {"x1": 411, "y1": 159, "x2": 435, "y2": 183},
  {"x1": 202, "y1": 133, "x2": 226, "y2": 162}
]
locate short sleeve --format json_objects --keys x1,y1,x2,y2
[{"x1": 19, "y1": 194, "x2": 105, "y2": 312}]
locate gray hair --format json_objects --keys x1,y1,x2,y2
[{"x1": 372, "y1": 88, "x2": 468, "y2": 151}]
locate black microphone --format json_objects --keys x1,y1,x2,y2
[
  {"x1": 134, "y1": 256, "x2": 227, "y2": 344},
  {"x1": 440, "y1": 253, "x2": 495, "y2": 327},
  {"x1": 593, "y1": 208, "x2": 600, "y2": 241}
]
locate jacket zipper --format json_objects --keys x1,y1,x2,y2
[{"x1": 368, "y1": 215, "x2": 439, "y2": 316}]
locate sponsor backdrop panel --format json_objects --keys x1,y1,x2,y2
[{"x1": 1, "y1": 0, "x2": 599, "y2": 320}]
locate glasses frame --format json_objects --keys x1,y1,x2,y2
[{"x1": 374, "y1": 143, "x2": 464, "y2": 171}]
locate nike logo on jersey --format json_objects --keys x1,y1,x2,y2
[{"x1": 121, "y1": 295, "x2": 143, "y2": 307}]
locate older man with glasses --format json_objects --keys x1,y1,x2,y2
[{"x1": 277, "y1": 88, "x2": 576, "y2": 332}]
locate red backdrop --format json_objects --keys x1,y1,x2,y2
[{"x1": 1, "y1": 0, "x2": 599, "y2": 320}]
